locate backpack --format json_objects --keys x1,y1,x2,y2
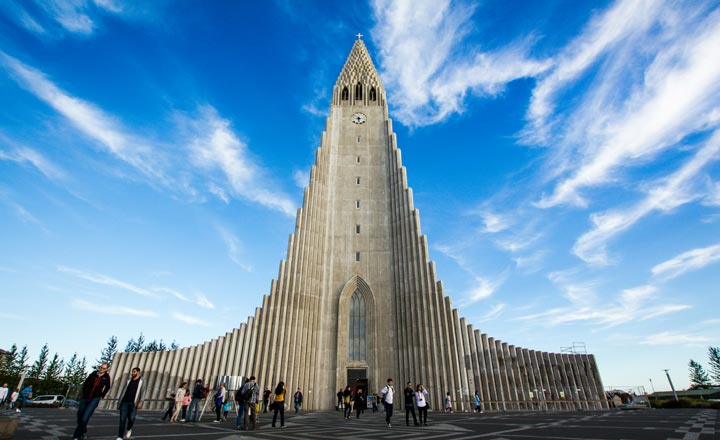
[
  {"x1": 202, "y1": 387, "x2": 210, "y2": 399},
  {"x1": 243, "y1": 383, "x2": 256, "y2": 402}
]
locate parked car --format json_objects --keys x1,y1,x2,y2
[
  {"x1": 63, "y1": 399, "x2": 79, "y2": 408},
  {"x1": 31, "y1": 395, "x2": 65, "y2": 407}
]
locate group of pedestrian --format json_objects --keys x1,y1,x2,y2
[
  {"x1": 70, "y1": 363, "x2": 144, "y2": 440},
  {"x1": 0, "y1": 383, "x2": 25, "y2": 412}
]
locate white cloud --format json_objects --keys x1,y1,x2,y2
[
  {"x1": 535, "y1": 4, "x2": 720, "y2": 208},
  {"x1": 72, "y1": 298, "x2": 157, "y2": 317},
  {"x1": 173, "y1": 311, "x2": 210, "y2": 327},
  {"x1": 293, "y1": 169, "x2": 309, "y2": 188},
  {"x1": 0, "y1": 51, "x2": 169, "y2": 183},
  {"x1": 215, "y1": 225, "x2": 252, "y2": 272},
  {"x1": 639, "y1": 331, "x2": 710, "y2": 346},
  {"x1": 477, "y1": 210, "x2": 508, "y2": 233},
  {"x1": 0, "y1": 137, "x2": 66, "y2": 181},
  {"x1": 476, "y1": 303, "x2": 506, "y2": 322},
  {"x1": 651, "y1": 243, "x2": 720, "y2": 281},
  {"x1": 185, "y1": 107, "x2": 296, "y2": 215},
  {"x1": 572, "y1": 130, "x2": 720, "y2": 265},
  {"x1": 152, "y1": 287, "x2": 215, "y2": 310},
  {"x1": 371, "y1": 0, "x2": 550, "y2": 127},
  {"x1": 59, "y1": 266, "x2": 159, "y2": 298},
  {"x1": 0, "y1": 52, "x2": 296, "y2": 215}
]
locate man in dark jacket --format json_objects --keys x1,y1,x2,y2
[
  {"x1": 117, "y1": 367, "x2": 145, "y2": 440},
  {"x1": 188, "y1": 379, "x2": 205, "y2": 422},
  {"x1": 73, "y1": 363, "x2": 112, "y2": 440}
]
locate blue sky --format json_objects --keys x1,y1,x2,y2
[{"x1": 1, "y1": 0, "x2": 718, "y2": 393}]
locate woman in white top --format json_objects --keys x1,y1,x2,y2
[
  {"x1": 171, "y1": 382, "x2": 187, "y2": 422},
  {"x1": 445, "y1": 392, "x2": 452, "y2": 413},
  {"x1": 415, "y1": 384, "x2": 429, "y2": 426}
]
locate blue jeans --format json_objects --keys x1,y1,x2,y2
[
  {"x1": 188, "y1": 398, "x2": 201, "y2": 422},
  {"x1": 73, "y1": 397, "x2": 100, "y2": 439},
  {"x1": 294, "y1": 401, "x2": 301, "y2": 414},
  {"x1": 118, "y1": 402, "x2": 137, "y2": 438},
  {"x1": 235, "y1": 402, "x2": 245, "y2": 428}
]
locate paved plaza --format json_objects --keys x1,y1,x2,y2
[{"x1": 2, "y1": 407, "x2": 717, "y2": 440}]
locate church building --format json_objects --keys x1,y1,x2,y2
[{"x1": 106, "y1": 38, "x2": 607, "y2": 412}]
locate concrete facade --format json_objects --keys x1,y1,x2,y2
[{"x1": 106, "y1": 39, "x2": 608, "y2": 412}]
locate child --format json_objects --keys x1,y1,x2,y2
[
  {"x1": 222, "y1": 401, "x2": 232, "y2": 421},
  {"x1": 445, "y1": 392, "x2": 452, "y2": 413}
]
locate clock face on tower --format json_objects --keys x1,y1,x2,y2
[{"x1": 351, "y1": 112, "x2": 367, "y2": 124}]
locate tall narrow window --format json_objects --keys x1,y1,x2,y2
[
  {"x1": 356, "y1": 177, "x2": 361, "y2": 185},
  {"x1": 357, "y1": 136, "x2": 361, "y2": 143},
  {"x1": 341, "y1": 87, "x2": 349, "y2": 100},
  {"x1": 356, "y1": 200, "x2": 360, "y2": 208},
  {"x1": 355, "y1": 83, "x2": 363, "y2": 100},
  {"x1": 348, "y1": 290, "x2": 366, "y2": 361},
  {"x1": 356, "y1": 156, "x2": 361, "y2": 163},
  {"x1": 369, "y1": 87, "x2": 377, "y2": 101},
  {"x1": 356, "y1": 224, "x2": 361, "y2": 234}
]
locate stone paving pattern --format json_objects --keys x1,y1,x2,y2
[{"x1": 3, "y1": 407, "x2": 717, "y2": 440}]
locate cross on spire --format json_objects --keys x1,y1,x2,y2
[{"x1": 356, "y1": 33, "x2": 363, "y2": 40}]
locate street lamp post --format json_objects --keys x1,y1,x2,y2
[{"x1": 663, "y1": 369, "x2": 679, "y2": 402}]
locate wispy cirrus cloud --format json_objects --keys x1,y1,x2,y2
[
  {"x1": 173, "y1": 311, "x2": 210, "y2": 327},
  {"x1": 58, "y1": 266, "x2": 158, "y2": 298},
  {"x1": 651, "y1": 243, "x2": 720, "y2": 281},
  {"x1": 534, "y1": 1, "x2": 720, "y2": 209},
  {"x1": 0, "y1": 52, "x2": 296, "y2": 215},
  {"x1": 0, "y1": 136, "x2": 66, "y2": 181},
  {"x1": 639, "y1": 331, "x2": 710, "y2": 346},
  {"x1": 572, "y1": 131, "x2": 720, "y2": 265},
  {"x1": 152, "y1": 287, "x2": 215, "y2": 310},
  {"x1": 72, "y1": 298, "x2": 157, "y2": 317},
  {"x1": 371, "y1": 0, "x2": 550, "y2": 127},
  {"x1": 214, "y1": 225, "x2": 252, "y2": 272},
  {"x1": 182, "y1": 106, "x2": 296, "y2": 215}
]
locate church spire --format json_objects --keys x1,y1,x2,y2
[{"x1": 333, "y1": 37, "x2": 385, "y2": 106}]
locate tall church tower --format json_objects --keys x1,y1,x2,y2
[{"x1": 107, "y1": 38, "x2": 607, "y2": 412}]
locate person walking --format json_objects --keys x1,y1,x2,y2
[
  {"x1": 371, "y1": 392, "x2": 379, "y2": 412},
  {"x1": 354, "y1": 388, "x2": 366, "y2": 418},
  {"x1": 336, "y1": 389, "x2": 343, "y2": 411},
  {"x1": 445, "y1": 391, "x2": 453, "y2": 413},
  {"x1": 0, "y1": 383, "x2": 9, "y2": 410},
  {"x1": 235, "y1": 378, "x2": 248, "y2": 430},
  {"x1": 161, "y1": 392, "x2": 175, "y2": 421},
  {"x1": 474, "y1": 390, "x2": 483, "y2": 413},
  {"x1": 262, "y1": 386, "x2": 271, "y2": 413},
  {"x1": 188, "y1": 379, "x2": 205, "y2": 422},
  {"x1": 271, "y1": 381, "x2": 287, "y2": 428},
  {"x1": 342, "y1": 386, "x2": 352, "y2": 419},
  {"x1": 181, "y1": 393, "x2": 190, "y2": 421},
  {"x1": 415, "y1": 384, "x2": 429, "y2": 426},
  {"x1": 16, "y1": 384, "x2": 32, "y2": 412},
  {"x1": 116, "y1": 367, "x2": 145, "y2": 440},
  {"x1": 404, "y1": 382, "x2": 419, "y2": 426},
  {"x1": 213, "y1": 383, "x2": 227, "y2": 422},
  {"x1": 171, "y1": 382, "x2": 187, "y2": 422},
  {"x1": 293, "y1": 387, "x2": 303, "y2": 414},
  {"x1": 241, "y1": 375, "x2": 259, "y2": 430},
  {"x1": 381, "y1": 378, "x2": 395, "y2": 427},
  {"x1": 73, "y1": 363, "x2": 112, "y2": 440}
]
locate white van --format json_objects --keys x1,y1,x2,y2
[{"x1": 31, "y1": 395, "x2": 65, "y2": 407}]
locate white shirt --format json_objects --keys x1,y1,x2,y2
[
  {"x1": 0, "y1": 386, "x2": 9, "y2": 401},
  {"x1": 381, "y1": 385, "x2": 394, "y2": 404},
  {"x1": 415, "y1": 389, "x2": 428, "y2": 407}
]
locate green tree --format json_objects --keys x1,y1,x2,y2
[
  {"x1": 124, "y1": 333, "x2": 145, "y2": 352},
  {"x1": 96, "y1": 336, "x2": 118, "y2": 369},
  {"x1": 29, "y1": 343, "x2": 50, "y2": 378},
  {"x1": 15, "y1": 345, "x2": 29, "y2": 376},
  {"x1": 708, "y1": 346, "x2": 720, "y2": 385},
  {"x1": 63, "y1": 353, "x2": 88, "y2": 399},
  {"x1": 170, "y1": 340, "x2": 179, "y2": 350},
  {"x1": 44, "y1": 353, "x2": 64, "y2": 381},
  {"x1": 688, "y1": 359, "x2": 711, "y2": 389},
  {"x1": 0, "y1": 344, "x2": 18, "y2": 377}
]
